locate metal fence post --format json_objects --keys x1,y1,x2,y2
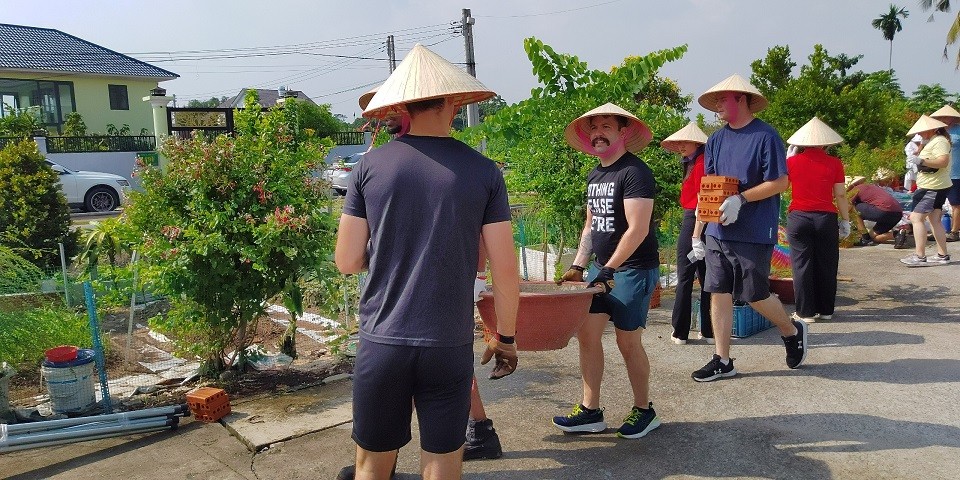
[{"x1": 58, "y1": 243, "x2": 70, "y2": 307}]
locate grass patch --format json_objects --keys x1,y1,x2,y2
[{"x1": 0, "y1": 306, "x2": 91, "y2": 368}]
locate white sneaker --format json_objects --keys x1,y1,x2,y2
[
  {"x1": 791, "y1": 312, "x2": 817, "y2": 324},
  {"x1": 671, "y1": 336, "x2": 687, "y2": 345},
  {"x1": 696, "y1": 333, "x2": 715, "y2": 345},
  {"x1": 817, "y1": 314, "x2": 832, "y2": 321}
]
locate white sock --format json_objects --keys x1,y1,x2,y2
[{"x1": 719, "y1": 358, "x2": 730, "y2": 365}]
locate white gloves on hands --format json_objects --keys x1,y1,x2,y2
[
  {"x1": 688, "y1": 237, "x2": 706, "y2": 262},
  {"x1": 786, "y1": 144, "x2": 799, "y2": 159},
  {"x1": 839, "y1": 220, "x2": 851, "y2": 239},
  {"x1": 908, "y1": 155, "x2": 924, "y2": 167},
  {"x1": 719, "y1": 194, "x2": 745, "y2": 226},
  {"x1": 473, "y1": 276, "x2": 487, "y2": 302}
]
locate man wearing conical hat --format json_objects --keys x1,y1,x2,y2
[
  {"x1": 782, "y1": 117, "x2": 850, "y2": 324},
  {"x1": 931, "y1": 104, "x2": 960, "y2": 242},
  {"x1": 554, "y1": 103, "x2": 661, "y2": 440},
  {"x1": 335, "y1": 44, "x2": 519, "y2": 480},
  {"x1": 359, "y1": 85, "x2": 409, "y2": 137},
  {"x1": 689, "y1": 74, "x2": 807, "y2": 383},
  {"x1": 660, "y1": 122, "x2": 713, "y2": 346}
]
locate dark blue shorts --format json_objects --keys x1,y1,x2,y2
[
  {"x1": 703, "y1": 236, "x2": 773, "y2": 303},
  {"x1": 352, "y1": 340, "x2": 473, "y2": 454},
  {"x1": 586, "y1": 263, "x2": 659, "y2": 331},
  {"x1": 948, "y1": 178, "x2": 960, "y2": 205}
]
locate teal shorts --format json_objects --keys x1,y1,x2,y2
[{"x1": 586, "y1": 263, "x2": 659, "y2": 331}]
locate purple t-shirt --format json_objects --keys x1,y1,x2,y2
[
  {"x1": 704, "y1": 118, "x2": 786, "y2": 244},
  {"x1": 587, "y1": 152, "x2": 659, "y2": 270},
  {"x1": 343, "y1": 135, "x2": 511, "y2": 347}
]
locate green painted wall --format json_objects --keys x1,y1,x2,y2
[{"x1": 0, "y1": 72, "x2": 161, "y2": 134}]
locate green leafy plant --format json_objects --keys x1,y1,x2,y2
[
  {"x1": 0, "y1": 306, "x2": 91, "y2": 367},
  {"x1": 125, "y1": 90, "x2": 335, "y2": 373},
  {"x1": 63, "y1": 112, "x2": 88, "y2": 137},
  {"x1": 0, "y1": 245, "x2": 44, "y2": 295},
  {"x1": 0, "y1": 106, "x2": 43, "y2": 137}
]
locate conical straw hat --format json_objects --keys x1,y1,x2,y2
[
  {"x1": 844, "y1": 175, "x2": 866, "y2": 190},
  {"x1": 698, "y1": 74, "x2": 768, "y2": 113},
  {"x1": 786, "y1": 117, "x2": 844, "y2": 147},
  {"x1": 931, "y1": 104, "x2": 960, "y2": 120},
  {"x1": 660, "y1": 122, "x2": 708, "y2": 153},
  {"x1": 362, "y1": 44, "x2": 495, "y2": 119},
  {"x1": 564, "y1": 103, "x2": 653, "y2": 154},
  {"x1": 358, "y1": 84, "x2": 379, "y2": 111},
  {"x1": 906, "y1": 115, "x2": 948, "y2": 137}
]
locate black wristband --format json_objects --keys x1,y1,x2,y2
[
  {"x1": 736, "y1": 193, "x2": 747, "y2": 204},
  {"x1": 497, "y1": 333, "x2": 515, "y2": 344},
  {"x1": 569, "y1": 265, "x2": 585, "y2": 272}
]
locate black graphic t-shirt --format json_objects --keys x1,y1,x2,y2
[{"x1": 587, "y1": 152, "x2": 659, "y2": 270}]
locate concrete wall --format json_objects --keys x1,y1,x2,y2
[{"x1": 324, "y1": 132, "x2": 373, "y2": 164}]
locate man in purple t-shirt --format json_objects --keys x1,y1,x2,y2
[{"x1": 689, "y1": 74, "x2": 808, "y2": 383}]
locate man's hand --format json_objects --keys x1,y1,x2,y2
[
  {"x1": 688, "y1": 237, "x2": 706, "y2": 261},
  {"x1": 839, "y1": 220, "x2": 851, "y2": 239},
  {"x1": 480, "y1": 335, "x2": 518, "y2": 379},
  {"x1": 719, "y1": 194, "x2": 746, "y2": 226},
  {"x1": 559, "y1": 265, "x2": 584, "y2": 283},
  {"x1": 473, "y1": 276, "x2": 487, "y2": 302},
  {"x1": 588, "y1": 266, "x2": 616, "y2": 294}
]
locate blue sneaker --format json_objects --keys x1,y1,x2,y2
[
  {"x1": 552, "y1": 404, "x2": 606, "y2": 433},
  {"x1": 616, "y1": 402, "x2": 661, "y2": 439}
]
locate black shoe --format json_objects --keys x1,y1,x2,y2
[
  {"x1": 336, "y1": 461, "x2": 397, "y2": 480},
  {"x1": 894, "y1": 230, "x2": 909, "y2": 249},
  {"x1": 464, "y1": 418, "x2": 503, "y2": 460},
  {"x1": 782, "y1": 319, "x2": 808, "y2": 369},
  {"x1": 856, "y1": 237, "x2": 877, "y2": 247},
  {"x1": 552, "y1": 404, "x2": 607, "y2": 433},
  {"x1": 947, "y1": 232, "x2": 960, "y2": 242},
  {"x1": 691, "y1": 354, "x2": 737, "y2": 382}
]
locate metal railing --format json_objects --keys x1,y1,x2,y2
[
  {"x1": 325, "y1": 131, "x2": 365, "y2": 146},
  {"x1": 0, "y1": 136, "x2": 23, "y2": 150},
  {"x1": 47, "y1": 136, "x2": 157, "y2": 153}
]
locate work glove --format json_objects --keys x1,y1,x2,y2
[
  {"x1": 719, "y1": 194, "x2": 746, "y2": 226},
  {"x1": 588, "y1": 266, "x2": 616, "y2": 294},
  {"x1": 688, "y1": 237, "x2": 706, "y2": 262},
  {"x1": 559, "y1": 265, "x2": 584, "y2": 283},
  {"x1": 786, "y1": 144, "x2": 799, "y2": 158},
  {"x1": 473, "y1": 275, "x2": 487, "y2": 302},
  {"x1": 480, "y1": 335, "x2": 518, "y2": 379},
  {"x1": 908, "y1": 155, "x2": 923, "y2": 167},
  {"x1": 839, "y1": 220, "x2": 851, "y2": 239}
]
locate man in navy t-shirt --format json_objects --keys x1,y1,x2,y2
[
  {"x1": 335, "y1": 44, "x2": 519, "y2": 480},
  {"x1": 553, "y1": 103, "x2": 661, "y2": 440},
  {"x1": 689, "y1": 74, "x2": 808, "y2": 383}
]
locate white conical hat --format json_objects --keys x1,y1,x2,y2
[
  {"x1": 931, "y1": 104, "x2": 960, "y2": 119},
  {"x1": 564, "y1": 103, "x2": 653, "y2": 154},
  {"x1": 362, "y1": 44, "x2": 495, "y2": 119},
  {"x1": 697, "y1": 74, "x2": 768, "y2": 113},
  {"x1": 786, "y1": 117, "x2": 844, "y2": 147},
  {"x1": 660, "y1": 122, "x2": 708, "y2": 153},
  {"x1": 358, "y1": 84, "x2": 379, "y2": 111},
  {"x1": 906, "y1": 115, "x2": 948, "y2": 136}
]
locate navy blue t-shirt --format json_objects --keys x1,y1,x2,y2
[
  {"x1": 587, "y1": 152, "x2": 659, "y2": 270},
  {"x1": 343, "y1": 135, "x2": 511, "y2": 347},
  {"x1": 704, "y1": 118, "x2": 786, "y2": 244}
]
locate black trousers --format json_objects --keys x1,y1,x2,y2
[
  {"x1": 671, "y1": 209, "x2": 713, "y2": 339},
  {"x1": 787, "y1": 210, "x2": 839, "y2": 317}
]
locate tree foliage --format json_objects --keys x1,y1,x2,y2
[
  {"x1": 919, "y1": 0, "x2": 960, "y2": 66},
  {"x1": 872, "y1": 4, "x2": 909, "y2": 70},
  {"x1": 457, "y1": 38, "x2": 688, "y2": 246},
  {"x1": 910, "y1": 83, "x2": 959, "y2": 114}
]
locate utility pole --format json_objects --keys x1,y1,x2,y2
[
  {"x1": 461, "y1": 8, "x2": 480, "y2": 128},
  {"x1": 387, "y1": 35, "x2": 397, "y2": 73}
]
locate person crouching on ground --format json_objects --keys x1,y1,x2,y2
[
  {"x1": 846, "y1": 176, "x2": 903, "y2": 246},
  {"x1": 784, "y1": 117, "x2": 849, "y2": 323},
  {"x1": 661, "y1": 122, "x2": 713, "y2": 345},
  {"x1": 555, "y1": 103, "x2": 661, "y2": 439},
  {"x1": 901, "y1": 115, "x2": 952, "y2": 266}
]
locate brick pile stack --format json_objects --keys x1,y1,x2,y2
[
  {"x1": 186, "y1": 387, "x2": 231, "y2": 423},
  {"x1": 697, "y1": 175, "x2": 739, "y2": 223}
]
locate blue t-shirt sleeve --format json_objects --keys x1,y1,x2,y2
[
  {"x1": 342, "y1": 161, "x2": 366, "y2": 218},
  {"x1": 483, "y1": 170, "x2": 512, "y2": 224},
  {"x1": 760, "y1": 131, "x2": 787, "y2": 182},
  {"x1": 704, "y1": 136, "x2": 716, "y2": 175},
  {"x1": 621, "y1": 163, "x2": 655, "y2": 200}
]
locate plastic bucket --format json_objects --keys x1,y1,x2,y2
[
  {"x1": 42, "y1": 349, "x2": 96, "y2": 413},
  {"x1": 943, "y1": 214, "x2": 952, "y2": 232}
]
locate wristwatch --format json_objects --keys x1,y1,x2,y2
[{"x1": 497, "y1": 333, "x2": 515, "y2": 344}]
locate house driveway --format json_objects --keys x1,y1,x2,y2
[{"x1": 2, "y1": 244, "x2": 959, "y2": 479}]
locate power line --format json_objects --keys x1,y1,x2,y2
[{"x1": 474, "y1": 0, "x2": 624, "y2": 18}]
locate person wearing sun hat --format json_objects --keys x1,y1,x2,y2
[
  {"x1": 783, "y1": 117, "x2": 850, "y2": 324},
  {"x1": 335, "y1": 44, "x2": 519, "y2": 480},
  {"x1": 847, "y1": 175, "x2": 904, "y2": 246},
  {"x1": 689, "y1": 73, "x2": 807, "y2": 383},
  {"x1": 904, "y1": 134, "x2": 923, "y2": 192},
  {"x1": 554, "y1": 102, "x2": 661, "y2": 440},
  {"x1": 930, "y1": 104, "x2": 960, "y2": 241},
  {"x1": 359, "y1": 84, "x2": 410, "y2": 137},
  {"x1": 660, "y1": 122, "x2": 713, "y2": 345},
  {"x1": 900, "y1": 115, "x2": 953, "y2": 266}
]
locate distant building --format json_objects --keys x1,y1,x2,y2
[{"x1": 219, "y1": 87, "x2": 317, "y2": 108}]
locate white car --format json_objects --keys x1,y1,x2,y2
[
  {"x1": 324, "y1": 154, "x2": 362, "y2": 196},
  {"x1": 46, "y1": 160, "x2": 129, "y2": 212}
]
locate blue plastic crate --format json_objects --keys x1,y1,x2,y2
[{"x1": 694, "y1": 300, "x2": 774, "y2": 338}]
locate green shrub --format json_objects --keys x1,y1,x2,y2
[
  {"x1": 0, "y1": 306, "x2": 90, "y2": 367},
  {"x1": 0, "y1": 245, "x2": 44, "y2": 295},
  {"x1": 0, "y1": 139, "x2": 79, "y2": 268}
]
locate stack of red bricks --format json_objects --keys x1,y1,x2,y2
[
  {"x1": 186, "y1": 387, "x2": 231, "y2": 423},
  {"x1": 697, "y1": 175, "x2": 739, "y2": 223}
]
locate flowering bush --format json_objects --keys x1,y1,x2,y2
[{"x1": 126, "y1": 91, "x2": 335, "y2": 372}]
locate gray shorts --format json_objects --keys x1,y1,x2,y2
[
  {"x1": 703, "y1": 236, "x2": 773, "y2": 303},
  {"x1": 910, "y1": 188, "x2": 949, "y2": 214}
]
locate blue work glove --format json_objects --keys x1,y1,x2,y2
[{"x1": 589, "y1": 266, "x2": 616, "y2": 294}]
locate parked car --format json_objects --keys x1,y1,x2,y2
[
  {"x1": 325, "y1": 154, "x2": 363, "y2": 196},
  {"x1": 46, "y1": 160, "x2": 129, "y2": 212}
]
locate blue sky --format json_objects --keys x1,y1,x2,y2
[{"x1": 4, "y1": 0, "x2": 958, "y2": 121}]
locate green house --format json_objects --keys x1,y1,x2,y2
[{"x1": 0, "y1": 23, "x2": 178, "y2": 134}]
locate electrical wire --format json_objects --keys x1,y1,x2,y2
[{"x1": 473, "y1": 0, "x2": 624, "y2": 18}]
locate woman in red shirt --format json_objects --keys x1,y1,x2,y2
[
  {"x1": 785, "y1": 117, "x2": 850, "y2": 323},
  {"x1": 662, "y1": 123, "x2": 713, "y2": 344}
]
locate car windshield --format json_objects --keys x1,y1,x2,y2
[{"x1": 46, "y1": 160, "x2": 75, "y2": 174}]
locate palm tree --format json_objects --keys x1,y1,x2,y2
[
  {"x1": 919, "y1": 0, "x2": 960, "y2": 66},
  {"x1": 872, "y1": 4, "x2": 910, "y2": 70}
]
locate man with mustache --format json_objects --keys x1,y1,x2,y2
[{"x1": 555, "y1": 103, "x2": 661, "y2": 440}]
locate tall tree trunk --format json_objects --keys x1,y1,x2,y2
[{"x1": 889, "y1": 40, "x2": 893, "y2": 71}]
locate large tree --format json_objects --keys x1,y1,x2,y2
[
  {"x1": 872, "y1": 4, "x2": 910, "y2": 70},
  {"x1": 919, "y1": 0, "x2": 960, "y2": 65}
]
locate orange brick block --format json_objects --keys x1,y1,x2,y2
[
  {"x1": 187, "y1": 387, "x2": 231, "y2": 423},
  {"x1": 698, "y1": 193, "x2": 727, "y2": 204},
  {"x1": 697, "y1": 202, "x2": 722, "y2": 223},
  {"x1": 700, "y1": 175, "x2": 739, "y2": 196}
]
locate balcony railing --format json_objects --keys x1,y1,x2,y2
[{"x1": 325, "y1": 131, "x2": 365, "y2": 146}]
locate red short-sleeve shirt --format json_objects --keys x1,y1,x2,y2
[
  {"x1": 679, "y1": 153, "x2": 705, "y2": 209},
  {"x1": 787, "y1": 148, "x2": 845, "y2": 213}
]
